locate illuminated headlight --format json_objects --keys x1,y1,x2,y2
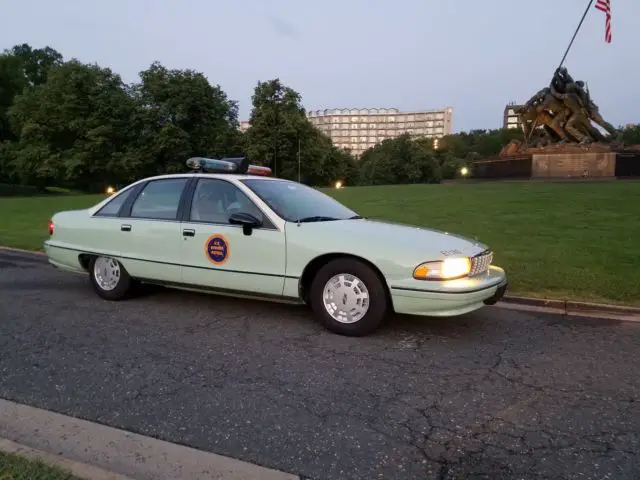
[{"x1": 413, "y1": 257, "x2": 472, "y2": 281}]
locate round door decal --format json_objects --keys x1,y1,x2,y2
[{"x1": 204, "y1": 234, "x2": 229, "y2": 265}]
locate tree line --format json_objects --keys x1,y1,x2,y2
[{"x1": 1, "y1": 43, "x2": 638, "y2": 193}]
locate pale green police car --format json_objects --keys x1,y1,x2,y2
[{"x1": 44, "y1": 157, "x2": 508, "y2": 337}]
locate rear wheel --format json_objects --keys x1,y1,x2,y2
[
  {"x1": 309, "y1": 258, "x2": 389, "y2": 336},
  {"x1": 89, "y1": 255, "x2": 133, "y2": 300}
]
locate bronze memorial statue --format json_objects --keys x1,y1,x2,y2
[
  {"x1": 477, "y1": 2, "x2": 640, "y2": 177},
  {"x1": 514, "y1": 66, "x2": 618, "y2": 148}
]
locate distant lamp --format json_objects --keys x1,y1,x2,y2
[
  {"x1": 106, "y1": 186, "x2": 115, "y2": 195},
  {"x1": 334, "y1": 181, "x2": 343, "y2": 189},
  {"x1": 460, "y1": 167, "x2": 469, "y2": 177},
  {"x1": 433, "y1": 138, "x2": 440, "y2": 150}
]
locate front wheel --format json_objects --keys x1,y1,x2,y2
[
  {"x1": 88, "y1": 255, "x2": 134, "y2": 300},
  {"x1": 309, "y1": 258, "x2": 389, "y2": 337}
]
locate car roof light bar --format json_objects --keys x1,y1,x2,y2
[{"x1": 186, "y1": 157, "x2": 271, "y2": 176}]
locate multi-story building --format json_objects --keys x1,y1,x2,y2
[
  {"x1": 306, "y1": 107, "x2": 453, "y2": 157},
  {"x1": 503, "y1": 102, "x2": 523, "y2": 130}
]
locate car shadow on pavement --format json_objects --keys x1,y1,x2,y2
[{"x1": 140, "y1": 284, "x2": 489, "y2": 340}]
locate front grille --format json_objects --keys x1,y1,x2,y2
[{"x1": 469, "y1": 250, "x2": 493, "y2": 277}]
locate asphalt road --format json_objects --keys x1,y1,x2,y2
[{"x1": 1, "y1": 249, "x2": 639, "y2": 480}]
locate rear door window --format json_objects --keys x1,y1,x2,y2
[{"x1": 129, "y1": 178, "x2": 189, "y2": 220}]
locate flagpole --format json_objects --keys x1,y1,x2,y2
[
  {"x1": 558, "y1": 0, "x2": 596, "y2": 69},
  {"x1": 297, "y1": 137, "x2": 301, "y2": 182}
]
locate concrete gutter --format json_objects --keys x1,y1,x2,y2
[
  {"x1": 2, "y1": 245, "x2": 639, "y2": 323},
  {"x1": 0, "y1": 398, "x2": 300, "y2": 480},
  {"x1": 497, "y1": 295, "x2": 640, "y2": 322},
  {"x1": 0, "y1": 246, "x2": 46, "y2": 255}
]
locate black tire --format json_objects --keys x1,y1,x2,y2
[
  {"x1": 88, "y1": 255, "x2": 134, "y2": 301},
  {"x1": 309, "y1": 258, "x2": 389, "y2": 337}
]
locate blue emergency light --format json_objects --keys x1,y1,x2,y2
[{"x1": 186, "y1": 157, "x2": 272, "y2": 176}]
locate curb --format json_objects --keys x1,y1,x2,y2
[
  {"x1": 0, "y1": 398, "x2": 301, "y2": 480},
  {"x1": 0, "y1": 438, "x2": 133, "y2": 480},
  {"x1": 497, "y1": 295, "x2": 640, "y2": 322},
  {"x1": 0, "y1": 245, "x2": 46, "y2": 255}
]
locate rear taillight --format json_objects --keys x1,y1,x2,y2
[{"x1": 48, "y1": 220, "x2": 54, "y2": 236}]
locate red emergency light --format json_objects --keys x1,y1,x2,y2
[{"x1": 247, "y1": 165, "x2": 272, "y2": 176}]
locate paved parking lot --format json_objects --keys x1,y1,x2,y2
[{"x1": 1, "y1": 248, "x2": 639, "y2": 479}]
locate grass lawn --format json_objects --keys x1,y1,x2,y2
[
  {"x1": 0, "y1": 194, "x2": 105, "y2": 251},
  {"x1": 0, "y1": 451, "x2": 80, "y2": 480},
  {"x1": 0, "y1": 181, "x2": 638, "y2": 305},
  {"x1": 326, "y1": 181, "x2": 640, "y2": 306}
]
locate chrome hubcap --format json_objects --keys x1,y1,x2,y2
[
  {"x1": 93, "y1": 257, "x2": 120, "y2": 291},
  {"x1": 322, "y1": 273, "x2": 370, "y2": 324}
]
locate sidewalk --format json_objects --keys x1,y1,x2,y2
[{"x1": 0, "y1": 398, "x2": 300, "y2": 480}]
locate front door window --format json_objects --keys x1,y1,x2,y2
[{"x1": 189, "y1": 178, "x2": 266, "y2": 226}]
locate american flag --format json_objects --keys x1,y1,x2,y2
[{"x1": 595, "y1": 0, "x2": 612, "y2": 43}]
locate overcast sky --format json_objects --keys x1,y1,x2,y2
[{"x1": 1, "y1": 0, "x2": 636, "y2": 132}]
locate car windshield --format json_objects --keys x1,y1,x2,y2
[{"x1": 240, "y1": 178, "x2": 361, "y2": 222}]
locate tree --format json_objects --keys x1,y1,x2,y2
[
  {"x1": 621, "y1": 124, "x2": 640, "y2": 145},
  {"x1": 436, "y1": 127, "x2": 524, "y2": 160},
  {"x1": 5, "y1": 44, "x2": 63, "y2": 87},
  {"x1": 244, "y1": 78, "x2": 357, "y2": 186},
  {"x1": 356, "y1": 134, "x2": 441, "y2": 186},
  {"x1": 9, "y1": 59, "x2": 137, "y2": 191},
  {"x1": 0, "y1": 44, "x2": 65, "y2": 184},
  {"x1": 245, "y1": 78, "x2": 308, "y2": 179},
  {"x1": 126, "y1": 62, "x2": 242, "y2": 178},
  {"x1": 353, "y1": 127, "x2": 530, "y2": 185},
  {"x1": 0, "y1": 54, "x2": 27, "y2": 142}
]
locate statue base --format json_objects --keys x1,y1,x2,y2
[
  {"x1": 532, "y1": 150, "x2": 615, "y2": 178},
  {"x1": 472, "y1": 142, "x2": 640, "y2": 180}
]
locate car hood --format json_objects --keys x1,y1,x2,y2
[{"x1": 300, "y1": 218, "x2": 488, "y2": 257}]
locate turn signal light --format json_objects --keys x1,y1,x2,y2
[{"x1": 48, "y1": 219, "x2": 54, "y2": 236}]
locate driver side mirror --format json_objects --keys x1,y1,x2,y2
[{"x1": 229, "y1": 212, "x2": 262, "y2": 236}]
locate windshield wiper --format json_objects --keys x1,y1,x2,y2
[
  {"x1": 297, "y1": 216, "x2": 340, "y2": 223},
  {"x1": 348, "y1": 215, "x2": 363, "y2": 219}
]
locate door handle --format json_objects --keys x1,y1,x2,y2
[
  {"x1": 121, "y1": 224, "x2": 131, "y2": 232},
  {"x1": 182, "y1": 229, "x2": 195, "y2": 237}
]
